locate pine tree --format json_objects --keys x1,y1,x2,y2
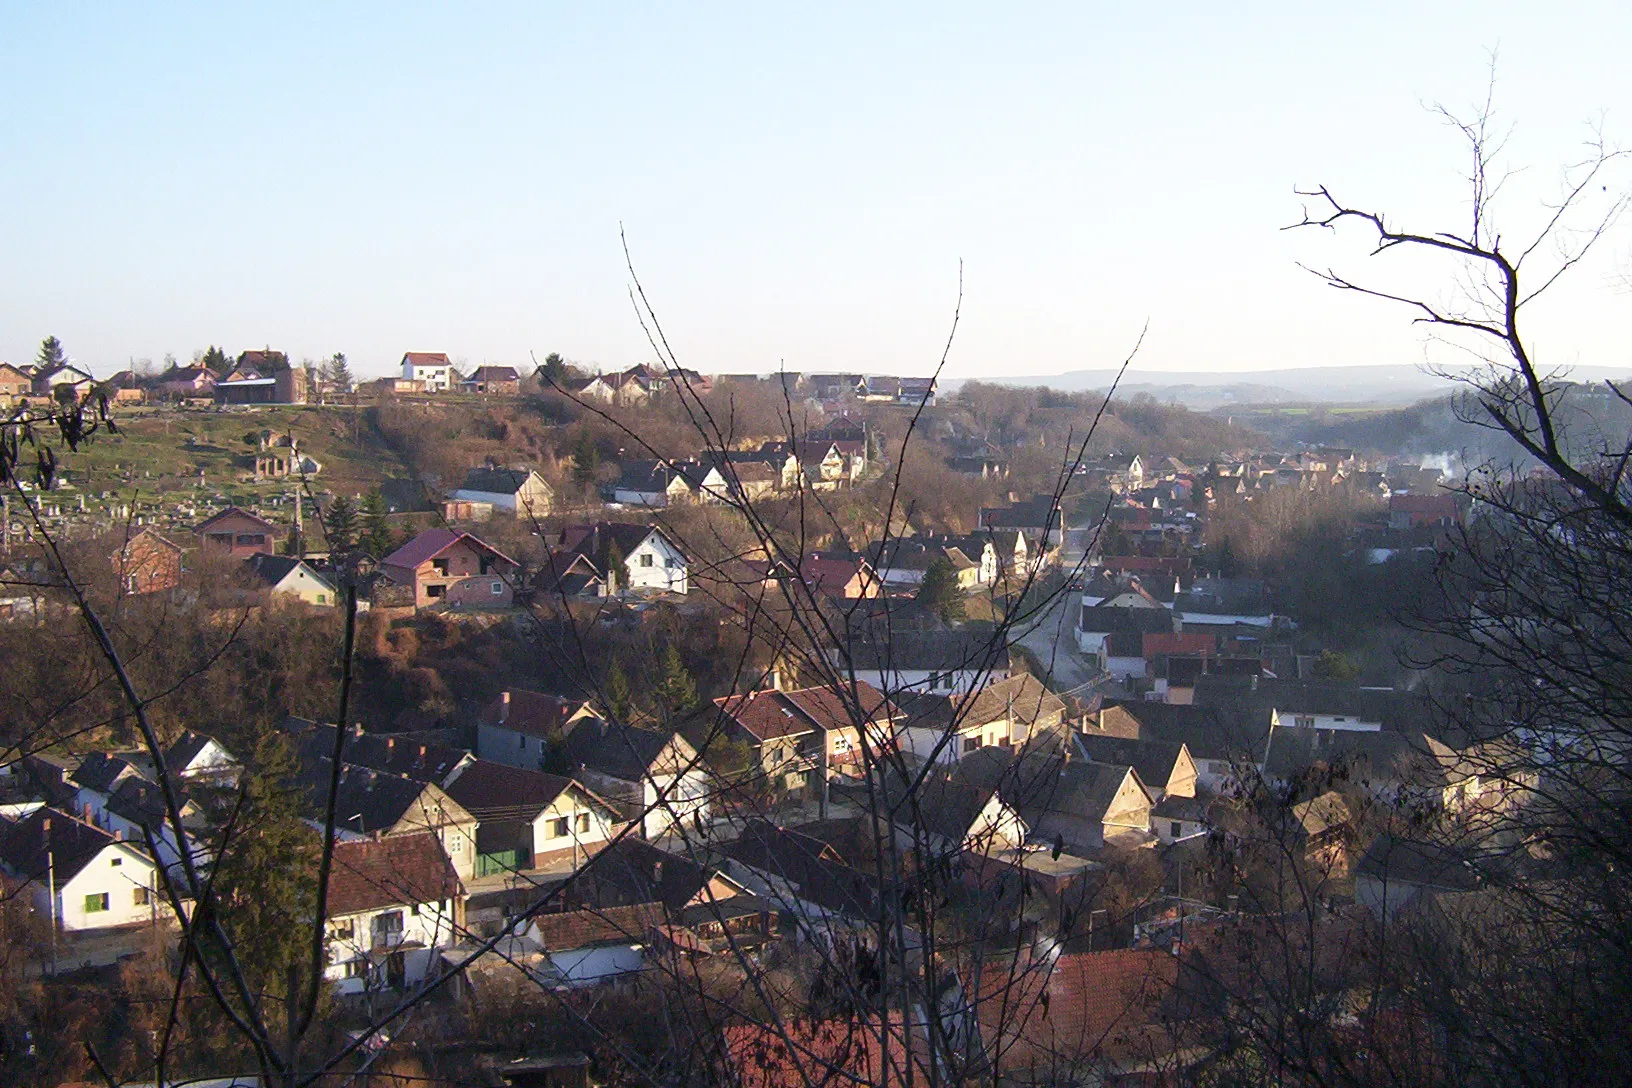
[
  {"x1": 359, "y1": 488, "x2": 393, "y2": 558},
  {"x1": 605, "y1": 657, "x2": 633, "y2": 721},
  {"x1": 540, "y1": 351, "x2": 568, "y2": 385},
  {"x1": 656, "y1": 643, "x2": 699, "y2": 716},
  {"x1": 917, "y1": 556, "x2": 966, "y2": 623},
  {"x1": 324, "y1": 496, "x2": 358, "y2": 551},
  {"x1": 34, "y1": 336, "x2": 65, "y2": 370},
  {"x1": 321, "y1": 352, "x2": 353, "y2": 394},
  {"x1": 200, "y1": 345, "x2": 231, "y2": 376},
  {"x1": 572, "y1": 433, "x2": 601, "y2": 489}
]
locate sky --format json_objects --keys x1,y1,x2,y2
[{"x1": 0, "y1": 3, "x2": 1628, "y2": 381}]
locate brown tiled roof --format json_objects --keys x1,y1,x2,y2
[
  {"x1": 442, "y1": 760, "x2": 574, "y2": 820},
  {"x1": 714, "y1": 690, "x2": 817, "y2": 742},
  {"x1": 328, "y1": 832, "x2": 462, "y2": 916},
  {"x1": 402, "y1": 352, "x2": 452, "y2": 367},
  {"x1": 193, "y1": 506, "x2": 277, "y2": 535},
  {"x1": 479, "y1": 690, "x2": 600, "y2": 739},
  {"x1": 0, "y1": 807, "x2": 141, "y2": 885},
  {"x1": 724, "y1": 1015, "x2": 934, "y2": 1088},
  {"x1": 530, "y1": 901, "x2": 663, "y2": 951},
  {"x1": 979, "y1": 949, "x2": 1201, "y2": 1070},
  {"x1": 380, "y1": 528, "x2": 517, "y2": 572}
]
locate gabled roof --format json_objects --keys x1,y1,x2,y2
[
  {"x1": 713, "y1": 681, "x2": 891, "y2": 743},
  {"x1": 1098, "y1": 700, "x2": 1264, "y2": 762},
  {"x1": 401, "y1": 352, "x2": 452, "y2": 368},
  {"x1": 901, "y1": 673, "x2": 1065, "y2": 735},
  {"x1": 461, "y1": 365, "x2": 521, "y2": 383},
  {"x1": 243, "y1": 554, "x2": 334, "y2": 592},
  {"x1": 479, "y1": 689, "x2": 600, "y2": 740},
  {"x1": 456, "y1": 466, "x2": 544, "y2": 495},
  {"x1": 530, "y1": 901, "x2": 664, "y2": 951},
  {"x1": 164, "y1": 730, "x2": 234, "y2": 774},
  {"x1": 557, "y1": 522, "x2": 683, "y2": 570},
  {"x1": 328, "y1": 832, "x2": 463, "y2": 916},
  {"x1": 298, "y1": 760, "x2": 465, "y2": 836},
  {"x1": 285, "y1": 718, "x2": 469, "y2": 786},
  {"x1": 442, "y1": 760, "x2": 580, "y2": 820},
  {"x1": 572, "y1": 837, "x2": 739, "y2": 912},
  {"x1": 112, "y1": 528, "x2": 182, "y2": 559},
  {"x1": 955, "y1": 746, "x2": 1148, "y2": 829},
  {"x1": 0, "y1": 807, "x2": 142, "y2": 885},
  {"x1": 194, "y1": 506, "x2": 277, "y2": 535},
  {"x1": 70, "y1": 751, "x2": 144, "y2": 795},
  {"x1": 380, "y1": 528, "x2": 517, "y2": 571},
  {"x1": 557, "y1": 721, "x2": 680, "y2": 784},
  {"x1": 1074, "y1": 734, "x2": 1188, "y2": 793}
]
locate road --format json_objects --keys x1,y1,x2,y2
[{"x1": 1012, "y1": 578, "x2": 1103, "y2": 694}]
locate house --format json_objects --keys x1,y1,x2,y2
[
  {"x1": 33, "y1": 363, "x2": 96, "y2": 399},
  {"x1": 841, "y1": 627, "x2": 1013, "y2": 696},
  {"x1": 380, "y1": 528, "x2": 519, "y2": 610},
  {"x1": 1084, "y1": 702, "x2": 1264, "y2": 793},
  {"x1": 0, "y1": 363, "x2": 35, "y2": 401},
  {"x1": 1076, "y1": 603, "x2": 1177, "y2": 656},
  {"x1": 111, "y1": 529, "x2": 182, "y2": 595},
  {"x1": 324, "y1": 833, "x2": 465, "y2": 994},
  {"x1": 102, "y1": 777, "x2": 210, "y2": 877},
  {"x1": 978, "y1": 493, "x2": 1064, "y2": 551},
  {"x1": 300, "y1": 760, "x2": 479, "y2": 882},
  {"x1": 1389, "y1": 492, "x2": 1462, "y2": 529},
  {"x1": 866, "y1": 537, "x2": 987, "y2": 592},
  {"x1": 898, "y1": 673, "x2": 1067, "y2": 765},
  {"x1": 610, "y1": 459, "x2": 695, "y2": 507},
  {"x1": 1194, "y1": 676, "x2": 1434, "y2": 734},
  {"x1": 68, "y1": 752, "x2": 148, "y2": 824},
  {"x1": 476, "y1": 690, "x2": 603, "y2": 770},
  {"x1": 1292, "y1": 791, "x2": 1358, "y2": 875},
  {"x1": 566, "y1": 837, "x2": 749, "y2": 914},
  {"x1": 458, "y1": 365, "x2": 522, "y2": 394},
  {"x1": 710, "y1": 682, "x2": 896, "y2": 799},
  {"x1": 442, "y1": 761, "x2": 624, "y2": 875},
  {"x1": 164, "y1": 731, "x2": 242, "y2": 786},
  {"x1": 449, "y1": 901, "x2": 664, "y2": 994},
  {"x1": 555, "y1": 522, "x2": 688, "y2": 595},
  {"x1": 154, "y1": 365, "x2": 218, "y2": 400},
  {"x1": 887, "y1": 773, "x2": 1029, "y2": 866},
  {"x1": 449, "y1": 466, "x2": 555, "y2": 520},
  {"x1": 1354, "y1": 834, "x2": 1481, "y2": 922},
  {"x1": 401, "y1": 352, "x2": 456, "y2": 392},
  {"x1": 287, "y1": 719, "x2": 473, "y2": 787},
  {"x1": 0, "y1": 808, "x2": 161, "y2": 932},
  {"x1": 723, "y1": 820, "x2": 894, "y2": 924},
  {"x1": 214, "y1": 367, "x2": 308, "y2": 405},
  {"x1": 556, "y1": 720, "x2": 711, "y2": 840},
  {"x1": 760, "y1": 553, "x2": 881, "y2": 599},
  {"x1": 532, "y1": 549, "x2": 610, "y2": 599},
  {"x1": 724, "y1": 1015, "x2": 939, "y2": 1088},
  {"x1": 1074, "y1": 733, "x2": 1198, "y2": 801},
  {"x1": 242, "y1": 554, "x2": 337, "y2": 606},
  {"x1": 955, "y1": 745, "x2": 1154, "y2": 853},
  {"x1": 1173, "y1": 577, "x2": 1274, "y2": 628},
  {"x1": 194, "y1": 507, "x2": 279, "y2": 559},
  {"x1": 978, "y1": 949, "x2": 1219, "y2": 1085}
]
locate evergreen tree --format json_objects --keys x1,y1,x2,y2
[
  {"x1": 540, "y1": 351, "x2": 568, "y2": 385},
  {"x1": 571, "y1": 433, "x2": 601, "y2": 490},
  {"x1": 34, "y1": 336, "x2": 65, "y2": 370},
  {"x1": 916, "y1": 556, "x2": 966, "y2": 623},
  {"x1": 200, "y1": 345, "x2": 231, "y2": 375},
  {"x1": 321, "y1": 352, "x2": 353, "y2": 394},
  {"x1": 324, "y1": 496, "x2": 358, "y2": 551},
  {"x1": 359, "y1": 488, "x2": 393, "y2": 557},
  {"x1": 655, "y1": 643, "x2": 699, "y2": 716},
  {"x1": 605, "y1": 656, "x2": 633, "y2": 721}
]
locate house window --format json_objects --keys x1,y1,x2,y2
[
  {"x1": 333, "y1": 921, "x2": 355, "y2": 941},
  {"x1": 576, "y1": 813, "x2": 590, "y2": 833},
  {"x1": 1295, "y1": 715, "x2": 1315, "y2": 728},
  {"x1": 85, "y1": 892, "x2": 109, "y2": 913},
  {"x1": 344, "y1": 959, "x2": 368, "y2": 979},
  {"x1": 373, "y1": 911, "x2": 404, "y2": 940},
  {"x1": 449, "y1": 837, "x2": 463, "y2": 854},
  {"x1": 426, "y1": 584, "x2": 446, "y2": 599},
  {"x1": 479, "y1": 557, "x2": 493, "y2": 574},
  {"x1": 316, "y1": 593, "x2": 327, "y2": 604},
  {"x1": 769, "y1": 748, "x2": 784, "y2": 767},
  {"x1": 134, "y1": 886, "x2": 150, "y2": 906},
  {"x1": 964, "y1": 736, "x2": 982, "y2": 753},
  {"x1": 432, "y1": 558, "x2": 449, "y2": 576},
  {"x1": 490, "y1": 581, "x2": 504, "y2": 594},
  {"x1": 666, "y1": 557, "x2": 680, "y2": 569},
  {"x1": 110, "y1": 857, "x2": 122, "y2": 867},
  {"x1": 208, "y1": 532, "x2": 233, "y2": 546},
  {"x1": 236, "y1": 534, "x2": 265, "y2": 547},
  {"x1": 640, "y1": 553, "x2": 654, "y2": 567},
  {"x1": 551, "y1": 817, "x2": 569, "y2": 838},
  {"x1": 1171, "y1": 822, "x2": 1182, "y2": 838},
  {"x1": 411, "y1": 903, "x2": 421, "y2": 916}
]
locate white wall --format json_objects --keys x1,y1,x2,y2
[
  {"x1": 548, "y1": 943, "x2": 645, "y2": 986},
  {"x1": 326, "y1": 899, "x2": 459, "y2": 994},
  {"x1": 52, "y1": 843, "x2": 157, "y2": 931},
  {"x1": 625, "y1": 535, "x2": 687, "y2": 594},
  {"x1": 851, "y1": 667, "x2": 989, "y2": 697}
]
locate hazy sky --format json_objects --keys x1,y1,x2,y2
[{"x1": 1, "y1": 3, "x2": 1628, "y2": 380}]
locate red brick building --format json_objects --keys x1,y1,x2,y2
[
  {"x1": 194, "y1": 507, "x2": 278, "y2": 558},
  {"x1": 111, "y1": 529, "x2": 183, "y2": 594},
  {"x1": 380, "y1": 528, "x2": 518, "y2": 610}
]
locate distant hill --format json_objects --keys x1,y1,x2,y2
[{"x1": 983, "y1": 364, "x2": 1632, "y2": 408}]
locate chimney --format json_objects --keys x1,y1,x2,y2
[
  {"x1": 41, "y1": 816, "x2": 50, "y2": 834},
  {"x1": 500, "y1": 691, "x2": 511, "y2": 724},
  {"x1": 82, "y1": 802, "x2": 92, "y2": 824},
  {"x1": 351, "y1": 722, "x2": 364, "y2": 739},
  {"x1": 653, "y1": 859, "x2": 663, "y2": 884},
  {"x1": 418, "y1": 745, "x2": 427, "y2": 760},
  {"x1": 114, "y1": 828, "x2": 123, "y2": 841},
  {"x1": 386, "y1": 737, "x2": 396, "y2": 752}
]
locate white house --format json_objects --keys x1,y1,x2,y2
[
  {"x1": 557, "y1": 523, "x2": 689, "y2": 596},
  {"x1": 165, "y1": 732, "x2": 242, "y2": 786},
  {"x1": 557, "y1": 720, "x2": 712, "y2": 840},
  {"x1": 843, "y1": 629, "x2": 1012, "y2": 697},
  {"x1": 449, "y1": 467, "x2": 555, "y2": 520},
  {"x1": 324, "y1": 833, "x2": 465, "y2": 994},
  {"x1": 0, "y1": 808, "x2": 161, "y2": 932},
  {"x1": 400, "y1": 352, "x2": 456, "y2": 393},
  {"x1": 442, "y1": 760, "x2": 625, "y2": 875}
]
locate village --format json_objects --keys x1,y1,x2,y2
[{"x1": 0, "y1": 345, "x2": 1522, "y2": 1087}]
